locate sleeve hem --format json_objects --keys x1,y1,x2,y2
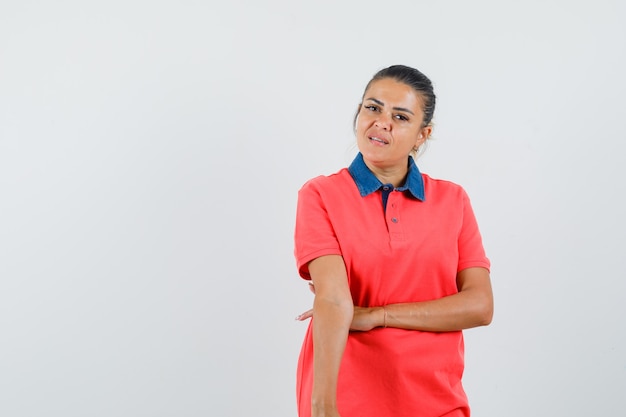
[
  {"x1": 297, "y1": 248, "x2": 343, "y2": 279},
  {"x1": 457, "y1": 260, "x2": 491, "y2": 273}
]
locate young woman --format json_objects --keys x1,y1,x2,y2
[{"x1": 294, "y1": 65, "x2": 493, "y2": 417}]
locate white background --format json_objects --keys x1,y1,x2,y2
[{"x1": 1, "y1": 1, "x2": 625, "y2": 416}]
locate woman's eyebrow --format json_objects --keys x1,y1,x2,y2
[
  {"x1": 365, "y1": 97, "x2": 414, "y2": 115},
  {"x1": 365, "y1": 97, "x2": 385, "y2": 106}
]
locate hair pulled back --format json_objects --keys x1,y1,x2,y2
[{"x1": 360, "y1": 65, "x2": 436, "y2": 128}]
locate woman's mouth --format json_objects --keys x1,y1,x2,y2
[{"x1": 369, "y1": 136, "x2": 388, "y2": 145}]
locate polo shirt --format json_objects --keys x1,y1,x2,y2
[{"x1": 294, "y1": 153, "x2": 490, "y2": 417}]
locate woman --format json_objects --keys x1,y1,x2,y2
[{"x1": 294, "y1": 65, "x2": 493, "y2": 417}]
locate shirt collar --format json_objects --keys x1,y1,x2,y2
[{"x1": 348, "y1": 152, "x2": 425, "y2": 201}]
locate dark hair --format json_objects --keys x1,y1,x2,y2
[{"x1": 355, "y1": 65, "x2": 436, "y2": 128}]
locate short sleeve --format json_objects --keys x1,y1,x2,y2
[
  {"x1": 457, "y1": 189, "x2": 491, "y2": 272},
  {"x1": 294, "y1": 178, "x2": 342, "y2": 279}
]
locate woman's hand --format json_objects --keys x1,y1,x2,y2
[
  {"x1": 297, "y1": 306, "x2": 384, "y2": 332},
  {"x1": 349, "y1": 306, "x2": 383, "y2": 331}
]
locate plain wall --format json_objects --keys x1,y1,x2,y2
[{"x1": 1, "y1": 1, "x2": 625, "y2": 416}]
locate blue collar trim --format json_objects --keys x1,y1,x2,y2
[{"x1": 347, "y1": 152, "x2": 425, "y2": 201}]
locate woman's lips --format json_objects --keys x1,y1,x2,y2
[{"x1": 369, "y1": 136, "x2": 388, "y2": 145}]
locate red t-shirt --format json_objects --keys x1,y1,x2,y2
[{"x1": 294, "y1": 155, "x2": 490, "y2": 417}]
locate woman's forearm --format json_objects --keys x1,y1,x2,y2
[
  {"x1": 306, "y1": 255, "x2": 353, "y2": 413},
  {"x1": 350, "y1": 267, "x2": 493, "y2": 332},
  {"x1": 311, "y1": 296, "x2": 353, "y2": 409},
  {"x1": 382, "y1": 289, "x2": 492, "y2": 332}
]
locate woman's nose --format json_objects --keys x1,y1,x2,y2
[{"x1": 375, "y1": 112, "x2": 392, "y2": 130}]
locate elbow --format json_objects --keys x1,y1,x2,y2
[
  {"x1": 314, "y1": 294, "x2": 354, "y2": 318},
  {"x1": 333, "y1": 298, "x2": 356, "y2": 317},
  {"x1": 480, "y1": 308, "x2": 493, "y2": 326},
  {"x1": 466, "y1": 289, "x2": 493, "y2": 327},
  {"x1": 477, "y1": 297, "x2": 494, "y2": 326}
]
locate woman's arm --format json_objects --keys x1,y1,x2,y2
[
  {"x1": 308, "y1": 255, "x2": 353, "y2": 416},
  {"x1": 298, "y1": 267, "x2": 492, "y2": 333},
  {"x1": 380, "y1": 267, "x2": 493, "y2": 332}
]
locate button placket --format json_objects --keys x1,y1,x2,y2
[{"x1": 387, "y1": 191, "x2": 404, "y2": 241}]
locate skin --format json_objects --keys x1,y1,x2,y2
[
  {"x1": 355, "y1": 77, "x2": 433, "y2": 187},
  {"x1": 299, "y1": 78, "x2": 494, "y2": 417},
  {"x1": 297, "y1": 266, "x2": 493, "y2": 332},
  {"x1": 307, "y1": 255, "x2": 352, "y2": 417}
]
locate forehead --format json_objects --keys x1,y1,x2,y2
[{"x1": 363, "y1": 78, "x2": 424, "y2": 109}]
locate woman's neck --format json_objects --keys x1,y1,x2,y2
[{"x1": 366, "y1": 163, "x2": 408, "y2": 188}]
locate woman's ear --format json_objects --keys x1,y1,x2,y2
[{"x1": 415, "y1": 125, "x2": 432, "y2": 148}]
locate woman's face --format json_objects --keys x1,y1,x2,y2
[{"x1": 355, "y1": 78, "x2": 431, "y2": 171}]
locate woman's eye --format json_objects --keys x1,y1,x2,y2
[
  {"x1": 395, "y1": 114, "x2": 409, "y2": 121},
  {"x1": 364, "y1": 105, "x2": 378, "y2": 112}
]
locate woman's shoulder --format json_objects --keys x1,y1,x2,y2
[
  {"x1": 421, "y1": 173, "x2": 469, "y2": 199},
  {"x1": 299, "y1": 167, "x2": 352, "y2": 192}
]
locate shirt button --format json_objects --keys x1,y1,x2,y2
[
  {"x1": 391, "y1": 217, "x2": 398, "y2": 223},
  {"x1": 383, "y1": 186, "x2": 390, "y2": 191}
]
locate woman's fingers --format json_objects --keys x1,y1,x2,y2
[{"x1": 295, "y1": 308, "x2": 314, "y2": 321}]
